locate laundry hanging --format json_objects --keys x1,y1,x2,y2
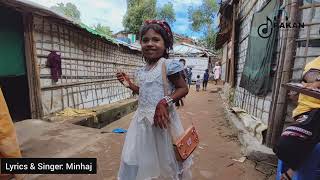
[{"x1": 47, "y1": 51, "x2": 62, "y2": 82}]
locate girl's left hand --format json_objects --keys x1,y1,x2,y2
[{"x1": 154, "y1": 100, "x2": 169, "y2": 129}]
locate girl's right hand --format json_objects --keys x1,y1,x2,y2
[
  {"x1": 116, "y1": 72, "x2": 131, "y2": 87},
  {"x1": 154, "y1": 99, "x2": 169, "y2": 129}
]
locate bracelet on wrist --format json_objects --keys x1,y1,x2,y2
[{"x1": 163, "y1": 96, "x2": 174, "y2": 106}]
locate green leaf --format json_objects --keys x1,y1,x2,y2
[
  {"x1": 123, "y1": 0, "x2": 157, "y2": 33},
  {"x1": 157, "y1": 2, "x2": 176, "y2": 26},
  {"x1": 94, "y1": 24, "x2": 113, "y2": 37},
  {"x1": 50, "y1": 2, "x2": 81, "y2": 21},
  {"x1": 187, "y1": 0, "x2": 219, "y2": 50}
]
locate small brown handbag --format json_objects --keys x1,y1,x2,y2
[{"x1": 161, "y1": 61, "x2": 199, "y2": 161}]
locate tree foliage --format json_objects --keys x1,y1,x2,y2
[
  {"x1": 123, "y1": 0, "x2": 176, "y2": 34},
  {"x1": 202, "y1": 30, "x2": 217, "y2": 50},
  {"x1": 94, "y1": 24, "x2": 113, "y2": 37},
  {"x1": 122, "y1": 0, "x2": 157, "y2": 34},
  {"x1": 51, "y1": 3, "x2": 81, "y2": 21},
  {"x1": 188, "y1": 0, "x2": 218, "y2": 32},
  {"x1": 188, "y1": 0, "x2": 218, "y2": 50},
  {"x1": 157, "y1": 2, "x2": 176, "y2": 25}
]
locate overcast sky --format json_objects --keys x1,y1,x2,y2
[{"x1": 28, "y1": 0, "x2": 218, "y2": 39}]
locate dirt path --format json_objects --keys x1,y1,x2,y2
[
  {"x1": 176, "y1": 83, "x2": 275, "y2": 180},
  {"x1": 26, "y1": 83, "x2": 275, "y2": 180}
]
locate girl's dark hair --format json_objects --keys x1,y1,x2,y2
[
  {"x1": 139, "y1": 23, "x2": 173, "y2": 59},
  {"x1": 179, "y1": 59, "x2": 186, "y2": 63}
]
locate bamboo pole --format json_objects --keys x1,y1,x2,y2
[
  {"x1": 57, "y1": 24, "x2": 65, "y2": 110},
  {"x1": 238, "y1": 0, "x2": 258, "y2": 22},
  {"x1": 41, "y1": 78, "x2": 117, "y2": 91},
  {"x1": 299, "y1": 3, "x2": 320, "y2": 10},
  {"x1": 267, "y1": 0, "x2": 300, "y2": 147},
  {"x1": 230, "y1": 2, "x2": 237, "y2": 87},
  {"x1": 93, "y1": 40, "x2": 99, "y2": 105},
  {"x1": 23, "y1": 13, "x2": 44, "y2": 118},
  {"x1": 70, "y1": 29, "x2": 76, "y2": 108},
  {"x1": 79, "y1": 34, "x2": 85, "y2": 108},
  {"x1": 49, "y1": 23, "x2": 54, "y2": 110},
  {"x1": 302, "y1": 2, "x2": 315, "y2": 69},
  {"x1": 266, "y1": 1, "x2": 290, "y2": 147}
]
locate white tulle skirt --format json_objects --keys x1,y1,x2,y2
[{"x1": 118, "y1": 107, "x2": 193, "y2": 180}]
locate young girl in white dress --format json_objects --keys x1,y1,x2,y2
[{"x1": 116, "y1": 20, "x2": 193, "y2": 180}]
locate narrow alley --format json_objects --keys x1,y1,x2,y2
[
  {"x1": 1, "y1": 0, "x2": 320, "y2": 180},
  {"x1": 17, "y1": 83, "x2": 275, "y2": 180}
]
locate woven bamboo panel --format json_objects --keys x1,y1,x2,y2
[{"x1": 33, "y1": 15, "x2": 143, "y2": 115}]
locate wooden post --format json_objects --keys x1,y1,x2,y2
[
  {"x1": 266, "y1": 0, "x2": 300, "y2": 147},
  {"x1": 230, "y1": 2, "x2": 237, "y2": 87},
  {"x1": 266, "y1": 4, "x2": 289, "y2": 147},
  {"x1": 23, "y1": 13, "x2": 43, "y2": 118}
]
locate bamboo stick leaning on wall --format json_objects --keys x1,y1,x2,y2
[{"x1": 267, "y1": 0, "x2": 300, "y2": 147}]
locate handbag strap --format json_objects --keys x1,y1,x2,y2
[{"x1": 161, "y1": 60, "x2": 169, "y2": 96}]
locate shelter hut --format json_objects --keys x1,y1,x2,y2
[
  {"x1": 170, "y1": 42, "x2": 219, "y2": 81},
  {"x1": 216, "y1": 0, "x2": 320, "y2": 146},
  {"x1": 0, "y1": 0, "x2": 143, "y2": 121}
]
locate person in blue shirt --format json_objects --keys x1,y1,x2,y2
[
  {"x1": 203, "y1": 69, "x2": 209, "y2": 91},
  {"x1": 175, "y1": 59, "x2": 187, "y2": 108},
  {"x1": 187, "y1": 68, "x2": 192, "y2": 89}
]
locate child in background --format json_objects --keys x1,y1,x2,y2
[
  {"x1": 213, "y1": 62, "x2": 221, "y2": 85},
  {"x1": 187, "y1": 68, "x2": 192, "y2": 89},
  {"x1": 175, "y1": 59, "x2": 187, "y2": 108},
  {"x1": 196, "y1": 75, "x2": 201, "y2": 92},
  {"x1": 203, "y1": 69, "x2": 209, "y2": 91}
]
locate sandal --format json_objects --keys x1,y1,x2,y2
[
  {"x1": 284, "y1": 171, "x2": 292, "y2": 180},
  {"x1": 281, "y1": 170, "x2": 293, "y2": 180}
]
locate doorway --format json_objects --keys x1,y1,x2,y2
[{"x1": 0, "y1": 6, "x2": 31, "y2": 121}]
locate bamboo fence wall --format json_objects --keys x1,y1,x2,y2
[
  {"x1": 232, "y1": 0, "x2": 274, "y2": 125},
  {"x1": 232, "y1": 0, "x2": 320, "y2": 127},
  {"x1": 285, "y1": 0, "x2": 320, "y2": 121},
  {"x1": 32, "y1": 15, "x2": 143, "y2": 115}
]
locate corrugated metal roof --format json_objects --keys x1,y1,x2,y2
[
  {"x1": 0, "y1": 0, "x2": 141, "y2": 52},
  {"x1": 170, "y1": 43, "x2": 216, "y2": 57}
]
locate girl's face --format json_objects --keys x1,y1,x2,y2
[{"x1": 141, "y1": 29, "x2": 166, "y2": 62}]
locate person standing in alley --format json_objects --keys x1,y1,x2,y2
[
  {"x1": 179, "y1": 59, "x2": 188, "y2": 82},
  {"x1": 203, "y1": 69, "x2": 209, "y2": 91},
  {"x1": 116, "y1": 20, "x2": 192, "y2": 180},
  {"x1": 175, "y1": 59, "x2": 188, "y2": 108},
  {"x1": 196, "y1": 75, "x2": 201, "y2": 92},
  {"x1": 213, "y1": 62, "x2": 221, "y2": 85},
  {"x1": 187, "y1": 68, "x2": 192, "y2": 89}
]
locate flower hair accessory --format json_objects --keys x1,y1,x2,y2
[{"x1": 144, "y1": 19, "x2": 173, "y2": 49}]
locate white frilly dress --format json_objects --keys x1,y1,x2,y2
[{"x1": 118, "y1": 58, "x2": 193, "y2": 180}]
